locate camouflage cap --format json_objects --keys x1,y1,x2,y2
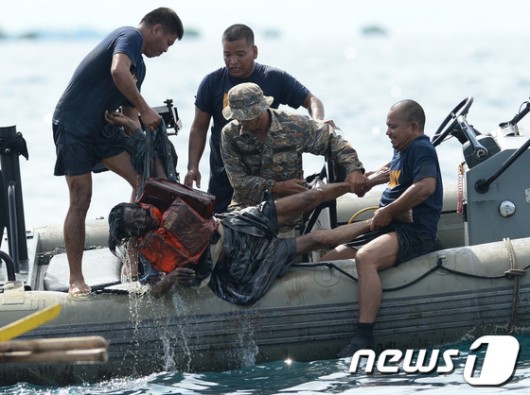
[{"x1": 222, "y1": 82, "x2": 274, "y2": 121}]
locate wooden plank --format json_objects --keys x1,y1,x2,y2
[
  {"x1": 0, "y1": 335, "x2": 109, "y2": 364},
  {"x1": 0, "y1": 349, "x2": 108, "y2": 364},
  {"x1": 0, "y1": 336, "x2": 108, "y2": 352}
]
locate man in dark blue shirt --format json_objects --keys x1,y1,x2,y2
[
  {"x1": 321, "y1": 100, "x2": 443, "y2": 357},
  {"x1": 52, "y1": 7, "x2": 184, "y2": 296},
  {"x1": 184, "y1": 23, "x2": 326, "y2": 213}
]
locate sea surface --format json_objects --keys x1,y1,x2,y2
[{"x1": 1, "y1": 30, "x2": 530, "y2": 393}]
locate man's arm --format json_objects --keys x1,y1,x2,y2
[
  {"x1": 149, "y1": 268, "x2": 198, "y2": 298},
  {"x1": 184, "y1": 107, "x2": 211, "y2": 188},
  {"x1": 302, "y1": 92, "x2": 325, "y2": 120},
  {"x1": 364, "y1": 163, "x2": 391, "y2": 190},
  {"x1": 303, "y1": 121, "x2": 364, "y2": 174},
  {"x1": 350, "y1": 164, "x2": 391, "y2": 199},
  {"x1": 275, "y1": 181, "x2": 353, "y2": 225},
  {"x1": 221, "y1": 125, "x2": 270, "y2": 205},
  {"x1": 302, "y1": 119, "x2": 366, "y2": 196},
  {"x1": 104, "y1": 111, "x2": 141, "y2": 135},
  {"x1": 270, "y1": 179, "x2": 308, "y2": 196},
  {"x1": 110, "y1": 53, "x2": 161, "y2": 131},
  {"x1": 371, "y1": 177, "x2": 437, "y2": 230}
]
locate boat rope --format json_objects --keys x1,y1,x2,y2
[
  {"x1": 503, "y1": 237, "x2": 525, "y2": 334},
  {"x1": 293, "y1": 253, "x2": 530, "y2": 293},
  {"x1": 457, "y1": 162, "x2": 465, "y2": 214},
  {"x1": 93, "y1": 288, "x2": 129, "y2": 295}
]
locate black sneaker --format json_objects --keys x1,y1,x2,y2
[{"x1": 337, "y1": 335, "x2": 375, "y2": 358}]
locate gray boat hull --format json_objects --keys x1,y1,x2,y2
[{"x1": 1, "y1": 225, "x2": 528, "y2": 384}]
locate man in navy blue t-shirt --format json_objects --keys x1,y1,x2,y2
[
  {"x1": 52, "y1": 8, "x2": 184, "y2": 296},
  {"x1": 322, "y1": 100, "x2": 443, "y2": 357},
  {"x1": 184, "y1": 23, "x2": 326, "y2": 213}
]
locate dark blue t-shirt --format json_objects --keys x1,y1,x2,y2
[
  {"x1": 380, "y1": 135, "x2": 443, "y2": 239},
  {"x1": 53, "y1": 26, "x2": 145, "y2": 140},
  {"x1": 194, "y1": 63, "x2": 310, "y2": 155}
]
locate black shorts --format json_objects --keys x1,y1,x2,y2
[
  {"x1": 393, "y1": 223, "x2": 436, "y2": 264},
  {"x1": 53, "y1": 122, "x2": 128, "y2": 176},
  {"x1": 347, "y1": 222, "x2": 436, "y2": 265},
  {"x1": 208, "y1": 195, "x2": 297, "y2": 305}
]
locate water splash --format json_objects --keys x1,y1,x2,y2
[{"x1": 228, "y1": 309, "x2": 259, "y2": 367}]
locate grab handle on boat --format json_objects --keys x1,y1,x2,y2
[
  {"x1": 0, "y1": 250, "x2": 16, "y2": 281},
  {"x1": 475, "y1": 137, "x2": 530, "y2": 193}
]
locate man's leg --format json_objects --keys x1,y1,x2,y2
[
  {"x1": 64, "y1": 174, "x2": 92, "y2": 295},
  {"x1": 294, "y1": 220, "x2": 371, "y2": 256},
  {"x1": 275, "y1": 182, "x2": 352, "y2": 225},
  {"x1": 338, "y1": 232, "x2": 399, "y2": 357},
  {"x1": 355, "y1": 232, "x2": 399, "y2": 322},
  {"x1": 102, "y1": 152, "x2": 140, "y2": 201},
  {"x1": 320, "y1": 244, "x2": 358, "y2": 261}
]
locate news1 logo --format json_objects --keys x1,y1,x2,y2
[{"x1": 348, "y1": 335, "x2": 520, "y2": 386}]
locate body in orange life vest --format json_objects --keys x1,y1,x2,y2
[{"x1": 138, "y1": 197, "x2": 217, "y2": 273}]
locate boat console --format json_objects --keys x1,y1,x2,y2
[{"x1": 433, "y1": 97, "x2": 530, "y2": 246}]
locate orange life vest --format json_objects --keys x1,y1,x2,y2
[{"x1": 136, "y1": 178, "x2": 217, "y2": 274}]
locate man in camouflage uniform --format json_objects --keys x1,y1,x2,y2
[
  {"x1": 221, "y1": 82, "x2": 367, "y2": 232},
  {"x1": 184, "y1": 24, "x2": 325, "y2": 214}
]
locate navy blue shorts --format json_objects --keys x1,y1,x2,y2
[
  {"x1": 53, "y1": 122, "x2": 128, "y2": 176},
  {"x1": 346, "y1": 222, "x2": 436, "y2": 265},
  {"x1": 393, "y1": 223, "x2": 436, "y2": 264}
]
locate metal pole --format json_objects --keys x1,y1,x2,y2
[
  {"x1": 7, "y1": 182, "x2": 19, "y2": 272},
  {"x1": 0, "y1": 125, "x2": 28, "y2": 268}
]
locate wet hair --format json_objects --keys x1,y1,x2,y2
[
  {"x1": 141, "y1": 7, "x2": 184, "y2": 40},
  {"x1": 108, "y1": 202, "x2": 146, "y2": 256},
  {"x1": 392, "y1": 99, "x2": 426, "y2": 131},
  {"x1": 222, "y1": 24, "x2": 254, "y2": 46}
]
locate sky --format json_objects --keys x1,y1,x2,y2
[{"x1": 2, "y1": 0, "x2": 530, "y2": 39}]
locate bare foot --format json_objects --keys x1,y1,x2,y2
[{"x1": 68, "y1": 280, "x2": 91, "y2": 296}]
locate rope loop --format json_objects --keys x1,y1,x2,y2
[
  {"x1": 504, "y1": 268, "x2": 526, "y2": 279},
  {"x1": 503, "y1": 237, "x2": 524, "y2": 333},
  {"x1": 347, "y1": 206, "x2": 378, "y2": 224}
]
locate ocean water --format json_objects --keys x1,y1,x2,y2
[
  {"x1": 4, "y1": 31, "x2": 530, "y2": 228},
  {"x1": 1, "y1": 30, "x2": 530, "y2": 393},
  {"x1": 1, "y1": 336, "x2": 530, "y2": 394}
]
